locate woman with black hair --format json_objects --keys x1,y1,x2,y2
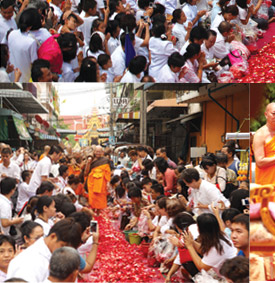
[
  {"x1": 181, "y1": 43, "x2": 205, "y2": 82},
  {"x1": 183, "y1": 213, "x2": 237, "y2": 275},
  {"x1": 211, "y1": 5, "x2": 239, "y2": 29},
  {"x1": 106, "y1": 20, "x2": 121, "y2": 54},
  {"x1": 154, "y1": 157, "x2": 177, "y2": 196},
  {"x1": 20, "y1": 221, "x2": 44, "y2": 248},
  {"x1": 0, "y1": 44, "x2": 21, "y2": 82},
  {"x1": 148, "y1": 22, "x2": 177, "y2": 81},
  {"x1": 172, "y1": 9, "x2": 192, "y2": 50},
  {"x1": 7, "y1": 8, "x2": 39, "y2": 82},
  {"x1": 75, "y1": 56, "x2": 99, "y2": 82},
  {"x1": 200, "y1": 152, "x2": 227, "y2": 192},
  {"x1": 165, "y1": 212, "x2": 198, "y2": 282}
]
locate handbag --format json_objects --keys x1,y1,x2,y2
[{"x1": 219, "y1": 50, "x2": 243, "y2": 67}]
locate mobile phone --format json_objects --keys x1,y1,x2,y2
[
  {"x1": 90, "y1": 220, "x2": 98, "y2": 233},
  {"x1": 241, "y1": 199, "x2": 249, "y2": 206}
]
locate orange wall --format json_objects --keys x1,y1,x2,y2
[{"x1": 195, "y1": 90, "x2": 249, "y2": 154}]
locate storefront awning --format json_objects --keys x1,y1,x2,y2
[
  {"x1": 0, "y1": 89, "x2": 48, "y2": 114},
  {"x1": 116, "y1": 111, "x2": 140, "y2": 123},
  {"x1": 166, "y1": 112, "x2": 202, "y2": 124}
]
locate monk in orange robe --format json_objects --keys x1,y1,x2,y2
[
  {"x1": 87, "y1": 146, "x2": 111, "y2": 210},
  {"x1": 254, "y1": 103, "x2": 275, "y2": 185}
]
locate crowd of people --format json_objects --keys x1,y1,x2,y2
[
  {"x1": 0, "y1": 140, "x2": 249, "y2": 282},
  {"x1": 0, "y1": 0, "x2": 274, "y2": 82}
]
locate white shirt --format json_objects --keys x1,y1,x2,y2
[
  {"x1": 0, "y1": 162, "x2": 20, "y2": 181},
  {"x1": 165, "y1": 0, "x2": 178, "y2": 15},
  {"x1": 110, "y1": 45, "x2": 126, "y2": 77},
  {"x1": 28, "y1": 156, "x2": 52, "y2": 196},
  {"x1": 172, "y1": 22, "x2": 187, "y2": 51},
  {"x1": 188, "y1": 179, "x2": 230, "y2": 216},
  {"x1": 202, "y1": 237, "x2": 237, "y2": 275},
  {"x1": 108, "y1": 37, "x2": 120, "y2": 55},
  {"x1": 182, "y1": 4, "x2": 198, "y2": 26},
  {"x1": 211, "y1": 13, "x2": 225, "y2": 29},
  {"x1": 8, "y1": 29, "x2": 38, "y2": 82},
  {"x1": 0, "y1": 269, "x2": 7, "y2": 282},
  {"x1": 160, "y1": 217, "x2": 173, "y2": 234},
  {"x1": 56, "y1": 176, "x2": 67, "y2": 192},
  {"x1": 78, "y1": 15, "x2": 99, "y2": 45},
  {"x1": 60, "y1": 62, "x2": 78, "y2": 82},
  {"x1": 212, "y1": 28, "x2": 231, "y2": 59},
  {"x1": 201, "y1": 166, "x2": 227, "y2": 192},
  {"x1": 120, "y1": 70, "x2": 142, "y2": 83},
  {"x1": 201, "y1": 42, "x2": 215, "y2": 60},
  {"x1": 148, "y1": 37, "x2": 177, "y2": 81},
  {"x1": 0, "y1": 67, "x2": 10, "y2": 82},
  {"x1": 50, "y1": 163, "x2": 60, "y2": 178},
  {"x1": 29, "y1": 28, "x2": 51, "y2": 46},
  {"x1": 49, "y1": 3, "x2": 63, "y2": 21},
  {"x1": 0, "y1": 194, "x2": 13, "y2": 235},
  {"x1": 157, "y1": 64, "x2": 179, "y2": 83},
  {"x1": 35, "y1": 218, "x2": 54, "y2": 236},
  {"x1": 16, "y1": 181, "x2": 32, "y2": 213},
  {"x1": 7, "y1": 237, "x2": 51, "y2": 282},
  {"x1": 0, "y1": 14, "x2": 17, "y2": 43}
]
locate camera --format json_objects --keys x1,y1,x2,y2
[
  {"x1": 90, "y1": 220, "x2": 98, "y2": 233},
  {"x1": 241, "y1": 199, "x2": 249, "y2": 206}
]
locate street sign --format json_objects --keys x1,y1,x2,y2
[{"x1": 113, "y1": 97, "x2": 129, "y2": 107}]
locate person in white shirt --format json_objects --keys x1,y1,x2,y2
[
  {"x1": 45, "y1": 247, "x2": 81, "y2": 283},
  {"x1": 148, "y1": 22, "x2": 178, "y2": 81},
  {"x1": 200, "y1": 152, "x2": 227, "y2": 192},
  {"x1": 79, "y1": 0, "x2": 98, "y2": 45},
  {"x1": 0, "y1": 178, "x2": 24, "y2": 235},
  {"x1": 49, "y1": 0, "x2": 63, "y2": 21},
  {"x1": 181, "y1": 168, "x2": 230, "y2": 216},
  {"x1": 201, "y1": 29, "x2": 217, "y2": 61},
  {"x1": 183, "y1": 213, "x2": 237, "y2": 276},
  {"x1": 16, "y1": 170, "x2": 32, "y2": 213},
  {"x1": 110, "y1": 32, "x2": 135, "y2": 78},
  {"x1": 98, "y1": 53, "x2": 114, "y2": 82},
  {"x1": 212, "y1": 21, "x2": 234, "y2": 59},
  {"x1": 0, "y1": 43, "x2": 22, "y2": 82},
  {"x1": 0, "y1": 0, "x2": 17, "y2": 43},
  {"x1": 7, "y1": 218, "x2": 83, "y2": 282},
  {"x1": 55, "y1": 165, "x2": 69, "y2": 193},
  {"x1": 8, "y1": 9, "x2": 38, "y2": 82},
  {"x1": 172, "y1": 9, "x2": 193, "y2": 51},
  {"x1": 120, "y1": 55, "x2": 147, "y2": 82},
  {"x1": 59, "y1": 33, "x2": 78, "y2": 82},
  {"x1": 181, "y1": 0, "x2": 207, "y2": 27},
  {"x1": 109, "y1": 0, "x2": 126, "y2": 20},
  {"x1": 28, "y1": 145, "x2": 63, "y2": 196},
  {"x1": 157, "y1": 51, "x2": 185, "y2": 82},
  {"x1": 0, "y1": 147, "x2": 20, "y2": 182},
  {"x1": 106, "y1": 19, "x2": 121, "y2": 55},
  {"x1": 34, "y1": 196, "x2": 59, "y2": 236},
  {"x1": 211, "y1": 5, "x2": 239, "y2": 29},
  {"x1": 165, "y1": 212, "x2": 199, "y2": 281},
  {"x1": 0, "y1": 235, "x2": 16, "y2": 282}
]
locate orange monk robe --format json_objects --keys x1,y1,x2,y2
[
  {"x1": 255, "y1": 135, "x2": 275, "y2": 185},
  {"x1": 87, "y1": 160, "x2": 111, "y2": 209}
]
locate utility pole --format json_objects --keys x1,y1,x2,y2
[
  {"x1": 110, "y1": 83, "x2": 114, "y2": 139},
  {"x1": 140, "y1": 89, "x2": 147, "y2": 144}
]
